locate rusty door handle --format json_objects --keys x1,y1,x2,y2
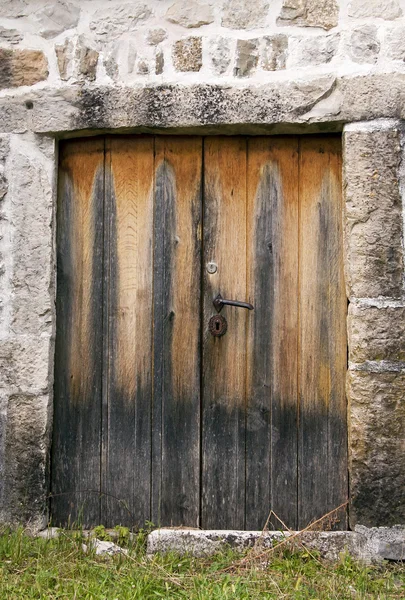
[{"x1": 213, "y1": 293, "x2": 254, "y2": 313}]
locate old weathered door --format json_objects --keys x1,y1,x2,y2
[{"x1": 52, "y1": 135, "x2": 347, "y2": 530}]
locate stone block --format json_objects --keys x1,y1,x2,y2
[
  {"x1": 234, "y1": 39, "x2": 259, "y2": 77},
  {"x1": 172, "y1": 37, "x2": 202, "y2": 72},
  {"x1": 147, "y1": 529, "x2": 362, "y2": 561},
  {"x1": 348, "y1": 304, "x2": 405, "y2": 362},
  {"x1": 1, "y1": 393, "x2": 49, "y2": 528},
  {"x1": 77, "y1": 40, "x2": 99, "y2": 82},
  {"x1": 146, "y1": 28, "x2": 167, "y2": 46},
  {"x1": 384, "y1": 25, "x2": 405, "y2": 61},
  {"x1": 348, "y1": 25, "x2": 380, "y2": 64},
  {"x1": 277, "y1": 0, "x2": 339, "y2": 31},
  {"x1": 262, "y1": 35, "x2": 288, "y2": 71},
  {"x1": 343, "y1": 129, "x2": 403, "y2": 298},
  {"x1": 222, "y1": 0, "x2": 269, "y2": 29},
  {"x1": 90, "y1": 3, "x2": 152, "y2": 43},
  {"x1": 30, "y1": 1, "x2": 80, "y2": 39},
  {"x1": 0, "y1": 1, "x2": 28, "y2": 18},
  {"x1": 348, "y1": 0, "x2": 402, "y2": 20},
  {"x1": 0, "y1": 170, "x2": 7, "y2": 200},
  {"x1": 55, "y1": 39, "x2": 73, "y2": 81},
  {"x1": 0, "y1": 335, "x2": 52, "y2": 393},
  {"x1": 348, "y1": 370, "x2": 405, "y2": 526},
  {"x1": 7, "y1": 137, "x2": 55, "y2": 336},
  {"x1": 0, "y1": 26, "x2": 23, "y2": 44},
  {"x1": 166, "y1": 1, "x2": 214, "y2": 28},
  {"x1": 355, "y1": 525, "x2": 405, "y2": 561},
  {"x1": 289, "y1": 34, "x2": 339, "y2": 67},
  {"x1": 209, "y1": 37, "x2": 232, "y2": 75},
  {"x1": 0, "y1": 49, "x2": 48, "y2": 90},
  {"x1": 155, "y1": 50, "x2": 164, "y2": 75}
]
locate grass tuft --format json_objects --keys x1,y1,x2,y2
[{"x1": 0, "y1": 526, "x2": 404, "y2": 599}]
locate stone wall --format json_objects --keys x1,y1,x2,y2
[
  {"x1": 1, "y1": 0, "x2": 405, "y2": 87},
  {"x1": 0, "y1": 0, "x2": 404, "y2": 529}
]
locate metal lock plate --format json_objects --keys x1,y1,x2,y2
[{"x1": 208, "y1": 314, "x2": 227, "y2": 337}]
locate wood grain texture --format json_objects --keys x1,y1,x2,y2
[
  {"x1": 102, "y1": 136, "x2": 154, "y2": 527},
  {"x1": 152, "y1": 137, "x2": 202, "y2": 526},
  {"x1": 202, "y1": 137, "x2": 248, "y2": 529},
  {"x1": 298, "y1": 136, "x2": 347, "y2": 529},
  {"x1": 52, "y1": 134, "x2": 347, "y2": 531},
  {"x1": 52, "y1": 138, "x2": 104, "y2": 526},
  {"x1": 246, "y1": 137, "x2": 299, "y2": 530}
]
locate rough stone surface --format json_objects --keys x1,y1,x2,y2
[
  {"x1": 348, "y1": 25, "x2": 380, "y2": 64},
  {"x1": 84, "y1": 539, "x2": 128, "y2": 556},
  {"x1": 289, "y1": 34, "x2": 339, "y2": 67},
  {"x1": 349, "y1": 370, "x2": 405, "y2": 527},
  {"x1": 1, "y1": 394, "x2": 49, "y2": 528},
  {"x1": 0, "y1": 26, "x2": 23, "y2": 44},
  {"x1": 277, "y1": 0, "x2": 339, "y2": 31},
  {"x1": 77, "y1": 40, "x2": 99, "y2": 82},
  {"x1": 0, "y1": 336, "x2": 51, "y2": 393},
  {"x1": 355, "y1": 525, "x2": 405, "y2": 561},
  {"x1": 166, "y1": 1, "x2": 214, "y2": 28},
  {"x1": 0, "y1": 170, "x2": 8, "y2": 200},
  {"x1": 146, "y1": 28, "x2": 167, "y2": 46},
  {"x1": 146, "y1": 528, "x2": 399, "y2": 563},
  {"x1": 262, "y1": 35, "x2": 288, "y2": 71},
  {"x1": 222, "y1": 0, "x2": 269, "y2": 29},
  {"x1": 30, "y1": 1, "x2": 80, "y2": 39},
  {"x1": 55, "y1": 39, "x2": 73, "y2": 81},
  {"x1": 349, "y1": 304, "x2": 405, "y2": 362},
  {"x1": 384, "y1": 25, "x2": 405, "y2": 61},
  {"x1": 0, "y1": 49, "x2": 48, "y2": 90},
  {"x1": 6, "y1": 136, "x2": 55, "y2": 336},
  {"x1": 209, "y1": 37, "x2": 232, "y2": 75},
  {"x1": 4, "y1": 75, "x2": 405, "y2": 135},
  {"x1": 348, "y1": 0, "x2": 402, "y2": 21},
  {"x1": 155, "y1": 50, "x2": 164, "y2": 75},
  {"x1": 343, "y1": 129, "x2": 403, "y2": 298},
  {"x1": 137, "y1": 58, "x2": 149, "y2": 75},
  {"x1": 0, "y1": 1, "x2": 29, "y2": 18},
  {"x1": 37, "y1": 527, "x2": 61, "y2": 540},
  {"x1": 90, "y1": 4, "x2": 153, "y2": 42},
  {"x1": 172, "y1": 37, "x2": 202, "y2": 71},
  {"x1": 234, "y1": 39, "x2": 259, "y2": 77}
]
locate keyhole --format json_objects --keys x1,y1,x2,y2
[{"x1": 216, "y1": 321, "x2": 220, "y2": 331}]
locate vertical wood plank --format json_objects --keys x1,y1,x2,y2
[
  {"x1": 246, "y1": 137, "x2": 299, "y2": 530},
  {"x1": 52, "y1": 138, "x2": 104, "y2": 527},
  {"x1": 152, "y1": 136, "x2": 202, "y2": 527},
  {"x1": 298, "y1": 136, "x2": 347, "y2": 529},
  {"x1": 102, "y1": 136, "x2": 154, "y2": 527},
  {"x1": 202, "y1": 137, "x2": 247, "y2": 529}
]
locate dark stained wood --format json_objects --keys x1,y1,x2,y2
[
  {"x1": 52, "y1": 138, "x2": 105, "y2": 527},
  {"x1": 152, "y1": 137, "x2": 202, "y2": 526},
  {"x1": 202, "y1": 137, "x2": 248, "y2": 529},
  {"x1": 246, "y1": 137, "x2": 299, "y2": 530},
  {"x1": 102, "y1": 136, "x2": 154, "y2": 527},
  {"x1": 298, "y1": 136, "x2": 347, "y2": 529}
]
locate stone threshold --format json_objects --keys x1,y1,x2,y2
[
  {"x1": 146, "y1": 527, "x2": 405, "y2": 563},
  {"x1": 36, "y1": 525, "x2": 405, "y2": 563}
]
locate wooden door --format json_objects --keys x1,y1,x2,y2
[{"x1": 52, "y1": 135, "x2": 347, "y2": 530}]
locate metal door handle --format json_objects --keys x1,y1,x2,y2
[{"x1": 213, "y1": 293, "x2": 254, "y2": 313}]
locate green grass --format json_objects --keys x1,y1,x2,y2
[{"x1": 0, "y1": 527, "x2": 404, "y2": 599}]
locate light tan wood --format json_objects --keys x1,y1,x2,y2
[
  {"x1": 202, "y1": 136, "x2": 248, "y2": 529},
  {"x1": 246, "y1": 136, "x2": 299, "y2": 529},
  {"x1": 153, "y1": 136, "x2": 202, "y2": 526},
  {"x1": 109, "y1": 136, "x2": 154, "y2": 400},
  {"x1": 298, "y1": 136, "x2": 347, "y2": 528},
  {"x1": 64, "y1": 140, "x2": 104, "y2": 403}
]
